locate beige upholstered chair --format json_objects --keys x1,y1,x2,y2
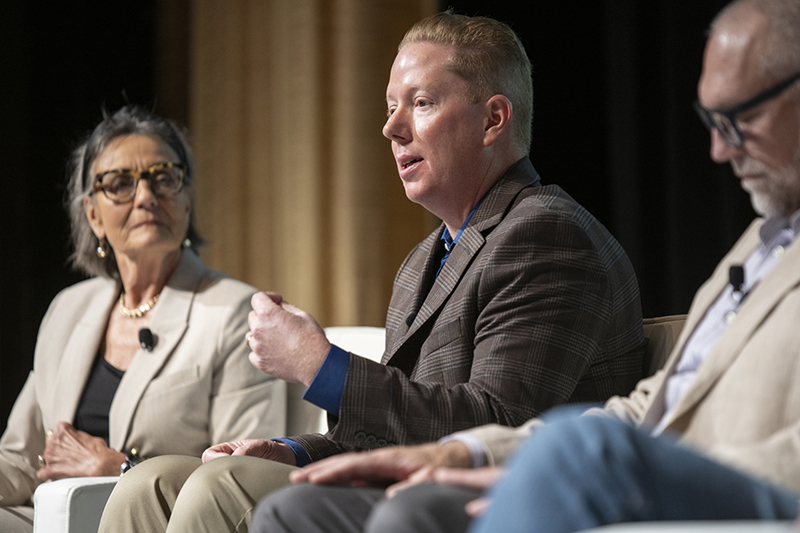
[{"x1": 642, "y1": 314, "x2": 686, "y2": 377}]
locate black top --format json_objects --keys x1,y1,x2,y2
[{"x1": 73, "y1": 354, "x2": 124, "y2": 444}]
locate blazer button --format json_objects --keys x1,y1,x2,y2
[
  {"x1": 376, "y1": 439, "x2": 387, "y2": 448},
  {"x1": 365, "y1": 435, "x2": 377, "y2": 446},
  {"x1": 354, "y1": 432, "x2": 367, "y2": 444}
]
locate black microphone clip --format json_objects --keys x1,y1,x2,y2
[
  {"x1": 729, "y1": 265, "x2": 745, "y2": 294},
  {"x1": 728, "y1": 264, "x2": 755, "y2": 306},
  {"x1": 139, "y1": 328, "x2": 155, "y2": 351}
]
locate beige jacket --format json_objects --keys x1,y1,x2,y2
[
  {"x1": 462, "y1": 219, "x2": 800, "y2": 492},
  {"x1": 0, "y1": 251, "x2": 315, "y2": 506}
]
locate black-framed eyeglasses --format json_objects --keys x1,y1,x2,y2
[
  {"x1": 93, "y1": 162, "x2": 186, "y2": 203},
  {"x1": 693, "y1": 71, "x2": 800, "y2": 147}
]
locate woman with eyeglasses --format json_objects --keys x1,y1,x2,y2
[{"x1": 0, "y1": 105, "x2": 317, "y2": 532}]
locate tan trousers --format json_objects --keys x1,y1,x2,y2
[
  {"x1": 0, "y1": 505, "x2": 34, "y2": 533},
  {"x1": 98, "y1": 455, "x2": 298, "y2": 533}
]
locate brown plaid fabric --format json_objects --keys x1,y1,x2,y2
[{"x1": 292, "y1": 157, "x2": 645, "y2": 461}]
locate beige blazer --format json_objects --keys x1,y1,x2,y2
[
  {"x1": 464, "y1": 219, "x2": 800, "y2": 493},
  {"x1": 0, "y1": 251, "x2": 316, "y2": 506}
]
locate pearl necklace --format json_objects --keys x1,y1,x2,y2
[{"x1": 118, "y1": 292, "x2": 160, "y2": 319}]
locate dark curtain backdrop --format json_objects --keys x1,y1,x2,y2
[
  {"x1": 0, "y1": 0, "x2": 755, "y2": 432},
  {"x1": 446, "y1": 0, "x2": 750, "y2": 317}
]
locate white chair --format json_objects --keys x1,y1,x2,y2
[
  {"x1": 323, "y1": 326, "x2": 386, "y2": 363},
  {"x1": 579, "y1": 522, "x2": 798, "y2": 532},
  {"x1": 312, "y1": 326, "x2": 386, "y2": 433},
  {"x1": 31, "y1": 326, "x2": 387, "y2": 533},
  {"x1": 33, "y1": 476, "x2": 118, "y2": 533}
]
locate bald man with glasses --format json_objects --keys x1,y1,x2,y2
[{"x1": 693, "y1": 71, "x2": 800, "y2": 149}]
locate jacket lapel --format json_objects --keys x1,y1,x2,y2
[
  {"x1": 50, "y1": 281, "x2": 118, "y2": 426},
  {"x1": 408, "y1": 226, "x2": 485, "y2": 332},
  {"x1": 108, "y1": 251, "x2": 208, "y2": 450},
  {"x1": 639, "y1": 263, "x2": 734, "y2": 427},
  {"x1": 384, "y1": 232, "x2": 442, "y2": 361},
  {"x1": 641, "y1": 221, "x2": 764, "y2": 427},
  {"x1": 641, "y1": 219, "x2": 800, "y2": 431},
  {"x1": 385, "y1": 158, "x2": 541, "y2": 363},
  {"x1": 666, "y1": 230, "x2": 800, "y2": 429}
]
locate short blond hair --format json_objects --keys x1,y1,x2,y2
[{"x1": 400, "y1": 10, "x2": 533, "y2": 152}]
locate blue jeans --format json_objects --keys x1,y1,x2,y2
[{"x1": 469, "y1": 414, "x2": 800, "y2": 533}]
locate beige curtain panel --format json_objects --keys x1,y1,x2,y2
[{"x1": 180, "y1": 0, "x2": 437, "y2": 327}]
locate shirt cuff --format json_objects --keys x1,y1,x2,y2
[
  {"x1": 273, "y1": 438, "x2": 313, "y2": 467},
  {"x1": 438, "y1": 434, "x2": 489, "y2": 468},
  {"x1": 302, "y1": 344, "x2": 350, "y2": 417}
]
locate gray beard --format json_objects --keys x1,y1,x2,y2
[{"x1": 734, "y1": 146, "x2": 800, "y2": 218}]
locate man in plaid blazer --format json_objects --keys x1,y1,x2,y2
[
  {"x1": 284, "y1": 155, "x2": 646, "y2": 461},
  {"x1": 239, "y1": 11, "x2": 645, "y2": 465},
  {"x1": 98, "y1": 11, "x2": 645, "y2": 533},
  {"x1": 250, "y1": 2, "x2": 800, "y2": 533}
]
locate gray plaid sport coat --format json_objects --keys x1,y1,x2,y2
[{"x1": 292, "y1": 157, "x2": 646, "y2": 461}]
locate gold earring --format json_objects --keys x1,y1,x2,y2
[{"x1": 96, "y1": 238, "x2": 107, "y2": 258}]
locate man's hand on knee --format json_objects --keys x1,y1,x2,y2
[
  {"x1": 202, "y1": 439, "x2": 297, "y2": 466},
  {"x1": 431, "y1": 466, "x2": 505, "y2": 516},
  {"x1": 384, "y1": 461, "x2": 503, "y2": 500},
  {"x1": 290, "y1": 441, "x2": 472, "y2": 488}
]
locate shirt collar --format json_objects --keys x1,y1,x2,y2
[
  {"x1": 440, "y1": 191, "x2": 491, "y2": 252},
  {"x1": 759, "y1": 210, "x2": 800, "y2": 246}
]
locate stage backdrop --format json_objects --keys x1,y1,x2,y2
[
  {"x1": 186, "y1": 0, "x2": 438, "y2": 327},
  {"x1": 1, "y1": 0, "x2": 754, "y2": 433}
]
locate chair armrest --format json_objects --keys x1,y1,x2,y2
[
  {"x1": 642, "y1": 315, "x2": 687, "y2": 377},
  {"x1": 33, "y1": 476, "x2": 119, "y2": 533},
  {"x1": 311, "y1": 326, "x2": 387, "y2": 432},
  {"x1": 324, "y1": 326, "x2": 386, "y2": 362}
]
